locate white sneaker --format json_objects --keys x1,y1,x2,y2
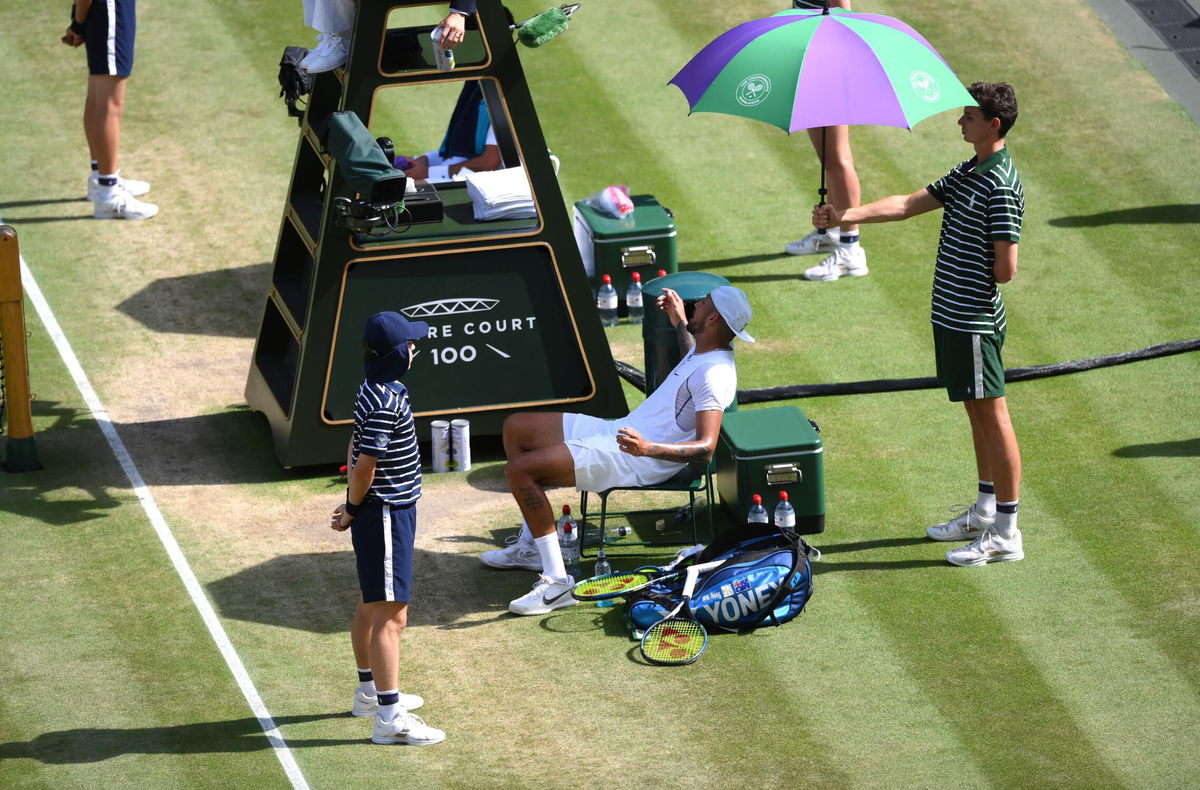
[
  {"x1": 352, "y1": 689, "x2": 424, "y2": 717},
  {"x1": 480, "y1": 533, "x2": 543, "y2": 571},
  {"x1": 946, "y1": 529, "x2": 1024, "y2": 567},
  {"x1": 303, "y1": 34, "x2": 347, "y2": 73},
  {"x1": 93, "y1": 187, "x2": 158, "y2": 220},
  {"x1": 508, "y1": 574, "x2": 577, "y2": 615},
  {"x1": 87, "y1": 173, "x2": 150, "y2": 201},
  {"x1": 299, "y1": 33, "x2": 330, "y2": 70},
  {"x1": 803, "y1": 245, "x2": 868, "y2": 281},
  {"x1": 371, "y1": 711, "x2": 445, "y2": 746},
  {"x1": 926, "y1": 504, "x2": 995, "y2": 542},
  {"x1": 785, "y1": 228, "x2": 840, "y2": 255}
]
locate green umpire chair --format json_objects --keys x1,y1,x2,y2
[{"x1": 577, "y1": 460, "x2": 715, "y2": 557}]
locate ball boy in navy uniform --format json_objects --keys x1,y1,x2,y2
[{"x1": 331, "y1": 311, "x2": 445, "y2": 745}]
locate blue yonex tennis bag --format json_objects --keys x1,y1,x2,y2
[{"x1": 626, "y1": 523, "x2": 816, "y2": 635}]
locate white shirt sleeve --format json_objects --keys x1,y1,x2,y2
[{"x1": 687, "y1": 359, "x2": 737, "y2": 414}]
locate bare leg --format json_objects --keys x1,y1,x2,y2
[
  {"x1": 503, "y1": 442, "x2": 576, "y2": 538},
  {"x1": 351, "y1": 594, "x2": 372, "y2": 669},
  {"x1": 501, "y1": 412, "x2": 565, "y2": 459},
  {"x1": 964, "y1": 397, "x2": 1021, "y2": 502},
  {"x1": 366, "y1": 601, "x2": 408, "y2": 694},
  {"x1": 807, "y1": 125, "x2": 860, "y2": 235},
  {"x1": 84, "y1": 75, "x2": 126, "y2": 174}
]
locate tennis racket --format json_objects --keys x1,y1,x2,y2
[
  {"x1": 571, "y1": 543, "x2": 705, "y2": 601},
  {"x1": 639, "y1": 559, "x2": 723, "y2": 666}
]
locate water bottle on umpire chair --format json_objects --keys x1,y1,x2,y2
[
  {"x1": 596, "y1": 274, "x2": 618, "y2": 327},
  {"x1": 747, "y1": 494, "x2": 769, "y2": 524},
  {"x1": 774, "y1": 491, "x2": 796, "y2": 533},
  {"x1": 626, "y1": 271, "x2": 644, "y2": 324}
]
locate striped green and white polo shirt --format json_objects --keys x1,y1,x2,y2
[{"x1": 926, "y1": 147, "x2": 1024, "y2": 335}]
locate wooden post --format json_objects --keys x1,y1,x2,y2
[{"x1": 0, "y1": 225, "x2": 41, "y2": 471}]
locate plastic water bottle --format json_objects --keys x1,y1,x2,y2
[
  {"x1": 597, "y1": 274, "x2": 618, "y2": 327},
  {"x1": 626, "y1": 272, "x2": 644, "y2": 324},
  {"x1": 747, "y1": 493, "x2": 769, "y2": 524},
  {"x1": 656, "y1": 269, "x2": 667, "y2": 279},
  {"x1": 560, "y1": 521, "x2": 582, "y2": 580},
  {"x1": 593, "y1": 548, "x2": 614, "y2": 607},
  {"x1": 774, "y1": 491, "x2": 796, "y2": 532},
  {"x1": 555, "y1": 504, "x2": 575, "y2": 543}
]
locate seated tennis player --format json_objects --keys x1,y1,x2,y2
[{"x1": 486, "y1": 284, "x2": 755, "y2": 615}]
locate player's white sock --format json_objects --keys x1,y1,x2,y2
[
  {"x1": 357, "y1": 668, "x2": 375, "y2": 696},
  {"x1": 377, "y1": 689, "x2": 400, "y2": 722},
  {"x1": 976, "y1": 481, "x2": 996, "y2": 519},
  {"x1": 838, "y1": 231, "x2": 860, "y2": 249},
  {"x1": 994, "y1": 500, "x2": 1019, "y2": 538},
  {"x1": 534, "y1": 532, "x2": 568, "y2": 582},
  {"x1": 96, "y1": 173, "x2": 120, "y2": 202},
  {"x1": 519, "y1": 519, "x2": 532, "y2": 543}
]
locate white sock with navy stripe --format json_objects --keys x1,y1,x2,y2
[
  {"x1": 838, "y1": 231, "x2": 860, "y2": 248},
  {"x1": 994, "y1": 500, "x2": 1019, "y2": 539},
  {"x1": 377, "y1": 690, "x2": 400, "y2": 723},
  {"x1": 357, "y1": 668, "x2": 375, "y2": 697},
  {"x1": 976, "y1": 481, "x2": 996, "y2": 519}
]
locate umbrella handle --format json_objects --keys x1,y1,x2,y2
[{"x1": 817, "y1": 125, "x2": 828, "y2": 235}]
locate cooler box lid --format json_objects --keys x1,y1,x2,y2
[
  {"x1": 719, "y1": 406, "x2": 823, "y2": 458},
  {"x1": 574, "y1": 194, "x2": 675, "y2": 241}
]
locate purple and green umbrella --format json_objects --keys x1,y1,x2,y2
[{"x1": 669, "y1": 5, "x2": 976, "y2": 202}]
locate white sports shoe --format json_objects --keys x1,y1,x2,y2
[
  {"x1": 508, "y1": 574, "x2": 577, "y2": 615},
  {"x1": 926, "y1": 504, "x2": 995, "y2": 542},
  {"x1": 802, "y1": 245, "x2": 868, "y2": 281},
  {"x1": 480, "y1": 532, "x2": 542, "y2": 571},
  {"x1": 371, "y1": 712, "x2": 446, "y2": 746},
  {"x1": 785, "y1": 228, "x2": 840, "y2": 255},
  {"x1": 352, "y1": 689, "x2": 424, "y2": 717},
  {"x1": 946, "y1": 529, "x2": 1024, "y2": 567},
  {"x1": 93, "y1": 187, "x2": 158, "y2": 220},
  {"x1": 302, "y1": 34, "x2": 347, "y2": 73},
  {"x1": 87, "y1": 173, "x2": 150, "y2": 201}
]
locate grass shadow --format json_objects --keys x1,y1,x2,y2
[
  {"x1": 809, "y1": 536, "x2": 945, "y2": 574},
  {"x1": 1047, "y1": 204, "x2": 1200, "y2": 227},
  {"x1": 115, "y1": 263, "x2": 271, "y2": 338},
  {"x1": 0, "y1": 713, "x2": 352, "y2": 764},
  {"x1": 1112, "y1": 437, "x2": 1200, "y2": 458}
]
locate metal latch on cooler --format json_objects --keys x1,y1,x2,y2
[
  {"x1": 621, "y1": 245, "x2": 656, "y2": 267},
  {"x1": 765, "y1": 463, "x2": 802, "y2": 485}
]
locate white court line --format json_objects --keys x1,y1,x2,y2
[{"x1": 12, "y1": 241, "x2": 310, "y2": 790}]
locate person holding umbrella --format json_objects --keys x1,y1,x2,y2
[
  {"x1": 812, "y1": 82, "x2": 1026, "y2": 567},
  {"x1": 784, "y1": 0, "x2": 867, "y2": 282}
]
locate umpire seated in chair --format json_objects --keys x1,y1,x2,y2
[{"x1": 481, "y1": 284, "x2": 755, "y2": 616}]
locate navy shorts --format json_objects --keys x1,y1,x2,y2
[
  {"x1": 85, "y1": 0, "x2": 137, "y2": 77},
  {"x1": 350, "y1": 501, "x2": 416, "y2": 604}
]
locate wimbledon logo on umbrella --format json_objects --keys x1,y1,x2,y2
[
  {"x1": 910, "y1": 71, "x2": 941, "y2": 103},
  {"x1": 736, "y1": 74, "x2": 772, "y2": 107}
]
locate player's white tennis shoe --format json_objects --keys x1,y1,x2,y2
[
  {"x1": 802, "y1": 245, "x2": 868, "y2": 281},
  {"x1": 946, "y1": 529, "x2": 1024, "y2": 567},
  {"x1": 352, "y1": 689, "x2": 424, "y2": 717},
  {"x1": 87, "y1": 172, "x2": 150, "y2": 201},
  {"x1": 372, "y1": 712, "x2": 445, "y2": 746},
  {"x1": 93, "y1": 187, "x2": 159, "y2": 220},
  {"x1": 480, "y1": 532, "x2": 543, "y2": 571},
  {"x1": 508, "y1": 574, "x2": 577, "y2": 615},
  {"x1": 785, "y1": 228, "x2": 840, "y2": 255},
  {"x1": 926, "y1": 504, "x2": 995, "y2": 541}
]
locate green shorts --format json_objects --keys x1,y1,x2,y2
[{"x1": 932, "y1": 325, "x2": 1006, "y2": 402}]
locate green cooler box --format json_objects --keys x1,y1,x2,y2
[
  {"x1": 716, "y1": 406, "x2": 825, "y2": 534},
  {"x1": 573, "y1": 194, "x2": 678, "y2": 312}
]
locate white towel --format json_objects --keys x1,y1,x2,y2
[{"x1": 466, "y1": 166, "x2": 537, "y2": 221}]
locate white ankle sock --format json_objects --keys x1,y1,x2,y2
[
  {"x1": 357, "y1": 670, "x2": 376, "y2": 697},
  {"x1": 994, "y1": 500, "x2": 1019, "y2": 538},
  {"x1": 534, "y1": 533, "x2": 567, "y2": 582},
  {"x1": 976, "y1": 481, "x2": 996, "y2": 519}
]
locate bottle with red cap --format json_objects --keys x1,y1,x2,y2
[
  {"x1": 626, "y1": 271, "x2": 644, "y2": 325},
  {"x1": 747, "y1": 493, "x2": 769, "y2": 524},
  {"x1": 596, "y1": 274, "x2": 618, "y2": 327},
  {"x1": 774, "y1": 491, "x2": 796, "y2": 532}
]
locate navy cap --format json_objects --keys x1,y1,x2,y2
[{"x1": 364, "y1": 311, "x2": 430, "y2": 355}]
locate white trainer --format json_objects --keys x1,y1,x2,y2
[
  {"x1": 926, "y1": 504, "x2": 995, "y2": 542},
  {"x1": 480, "y1": 533, "x2": 542, "y2": 571},
  {"x1": 303, "y1": 34, "x2": 347, "y2": 73},
  {"x1": 93, "y1": 187, "x2": 158, "y2": 220},
  {"x1": 785, "y1": 228, "x2": 840, "y2": 255},
  {"x1": 87, "y1": 173, "x2": 150, "y2": 201},
  {"x1": 946, "y1": 529, "x2": 1024, "y2": 567},
  {"x1": 352, "y1": 689, "x2": 424, "y2": 717},
  {"x1": 508, "y1": 574, "x2": 577, "y2": 615},
  {"x1": 371, "y1": 711, "x2": 446, "y2": 746},
  {"x1": 299, "y1": 33, "x2": 330, "y2": 70},
  {"x1": 802, "y1": 245, "x2": 868, "y2": 281}
]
